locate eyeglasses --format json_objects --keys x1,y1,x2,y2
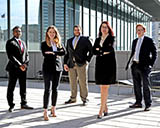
[
  {"x1": 101, "y1": 26, "x2": 108, "y2": 29},
  {"x1": 136, "y1": 29, "x2": 144, "y2": 32}
]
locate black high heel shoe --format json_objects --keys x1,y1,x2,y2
[
  {"x1": 104, "y1": 106, "x2": 108, "y2": 116},
  {"x1": 104, "y1": 112, "x2": 108, "y2": 116},
  {"x1": 97, "y1": 115, "x2": 102, "y2": 119}
]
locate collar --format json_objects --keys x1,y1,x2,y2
[
  {"x1": 74, "y1": 35, "x2": 81, "y2": 39},
  {"x1": 14, "y1": 37, "x2": 21, "y2": 42},
  {"x1": 101, "y1": 34, "x2": 109, "y2": 41},
  {"x1": 138, "y1": 35, "x2": 144, "y2": 41}
]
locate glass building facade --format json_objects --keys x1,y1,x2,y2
[{"x1": 0, "y1": 0, "x2": 152, "y2": 51}]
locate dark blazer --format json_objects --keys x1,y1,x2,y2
[
  {"x1": 41, "y1": 41, "x2": 65, "y2": 73},
  {"x1": 93, "y1": 35, "x2": 116, "y2": 84},
  {"x1": 6, "y1": 37, "x2": 29, "y2": 72},
  {"x1": 126, "y1": 36, "x2": 157, "y2": 70},
  {"x1": 64, "y1": 36, "x2": 93, "y2": 68}
]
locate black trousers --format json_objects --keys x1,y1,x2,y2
[
  {"x1": 131, "y1": 63, "x2": 152, "y2": 107},
  {"x1": 7, "y1": 70, "x2": 27, "y2": 107},
  {"x1": 43, "y1": 71, "x2": 62, "y2": 109}
]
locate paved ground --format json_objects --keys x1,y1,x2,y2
[{"x1": 0, "y1": 79, "x2": 160, "y2": 128}]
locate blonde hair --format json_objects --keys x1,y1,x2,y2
[
  {"x1": 45, "y1": 25, "x2": 62, "y2": 48},
  {"x1": 136, "y1": 24, "x2": 146, "y2": 32}
]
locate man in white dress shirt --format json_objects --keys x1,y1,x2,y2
[{"x1": 126, "y1": 24, "x2": 157, "y2": 111}]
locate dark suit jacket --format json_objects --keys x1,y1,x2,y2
[
  {"x1": 93, "y1": 35, "x2": 116, "y2": 84},
  {"x1": 64, "y1": 36, "x2": 93, "y2": 68},
  {"x1": 126, "y1": 36, "x2": 157, "y2": 70},
  {"x1": 6, "y1": 37, "x2": 29, "y2": 72},
  {"x1": 41, "y1": 41, "x2": 65, "y2": 73}
]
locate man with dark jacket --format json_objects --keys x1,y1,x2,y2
[
  {"x1": 6, "y1": 26, "x2": 33, "y2": 112},
  {"x1": 64, "y1": 25, "x2": 93, "y2": 106},
  {"x1": 126, "y1": 24, "x2": 157, "y2": 111}
]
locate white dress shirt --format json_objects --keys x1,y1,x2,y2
[
  {"x1": 15, "y1": 38, "x2": 24, "y2": 51},
  {"x1": 133, "y1": 36, "x2": 144, "y2": 62},
  {"x1": 72, "y1": 35, "x2": 81, "y2": 49}
]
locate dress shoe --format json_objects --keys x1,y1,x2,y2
[
  {"x1": 144, "y1": 106, "x2": 150, "y2": 111},
  {"x1": 104, "y1": 112, "x2": 108, "y2": 116},
  {"x1": 82, "y1": 100, "x2": 88, "y2": 106},
  {"x1": 97, "y1": 115, "x2": 102, "y2": 119},
  {"x1": 82, "y1": 99, "x2": 89, "y2": 106},
  {"x1": 8, "y1": 104, "x2": 15, "y2": 112},
  {"x1": 65, "y1": 99, "x2": 76, "y2": 104},
  {"x1": 129, "y1": 103, "x2": 142, "y2": 108},
  {"x1": 21, "y1": 104, "x2": 33, "y2": 109}
]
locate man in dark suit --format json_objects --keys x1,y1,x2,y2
[
  {"x1": 126, "y1": 24, "x2": 157, "y2": 111},
  {"x1": 64, "y1": 25, "x2": 93, "y2": 106},
  {"x1": 6, "y1": 26, "x2": 33, "y2": 112}
]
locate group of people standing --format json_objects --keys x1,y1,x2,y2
[{"x1": 5, "y1": 21, "x2": 157, "y2": 121}]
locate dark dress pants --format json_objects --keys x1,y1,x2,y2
[
  {"x1": 43, "y1": 71, "x2": 62, "y2": 109},
  {"x1": 131, "y1": 63, "x2": 152, "y2": 107},
  {"x1": 7, "y1": 70, "x2": 27, "y2": 107}
]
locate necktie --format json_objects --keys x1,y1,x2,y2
[
  {"x1": 18, "y1": 40, "x2": 24, "y2": 52},
  {"x1": 74, "y1": 37, "x2": 78, "y2": 49},
  {"x1": 134, "y1": 38, "x2": 142, "y2": 61}
]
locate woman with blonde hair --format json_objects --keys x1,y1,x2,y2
[{"x1": 41, "y1": 25, "x2": 65, "y2": 121}]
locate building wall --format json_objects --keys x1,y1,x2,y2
[
  {"x1": 1, "y1": 51, "x2": 159, "y2": 81},
  {"x1": 152, "y1": 22, "x2": 160, "y2": 48},
  {"x1": 0, "y1": 0, "x2": 152, "y2": 52}
]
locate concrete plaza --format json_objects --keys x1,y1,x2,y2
[{"x1": 0, "y1": 79, "x2": 160, "y2": 128}]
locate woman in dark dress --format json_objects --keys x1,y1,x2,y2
[
  {"x1": 41, "y1": 25, "x2": 65, "y2": 121},
  {"x1": 93, "y1": 21, "x2": 116, "y2": 119}
]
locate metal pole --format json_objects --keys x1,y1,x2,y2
[
  {"x1": 25, "y1": 0, "x2": 28, "y2": 47},
  {"x1": 7, "y1": 0, "x2": 10, "y2": 39},
  {"x1": 64, "y1": 0, "x2": 66, "y2": 45}
]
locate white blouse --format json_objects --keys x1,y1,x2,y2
[
  {"x1": 51, "y1": 41, "x2": 57, "y2": 52},
  {"x1": 100, "y1": 34, "x2": 108, "y2": 47}
]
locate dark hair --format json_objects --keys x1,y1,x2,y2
[
  {"x1": 73, "y1": 25, "x2": 82, "y2": 32},
  {"x1": 98, "y1": 21, "x2": 114, "y2": 37},
  {"x1": 12, "y1": 26, "x2": 21, "y2": 31}
]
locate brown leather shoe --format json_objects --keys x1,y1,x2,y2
[
  {"x1": 21, "y1": 104, "x2": 33, "y2": 109},
  {"x1": 129, "y1": 103, "x2": 142, "y2": 108},
  {"x1": 65, "y1": 99, "x2": 76, "y2": 104}
]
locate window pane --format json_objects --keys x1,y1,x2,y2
[
  {"x1": 56, "y1": 0, "x2": 64, "y2": 44},
  {"x1": 28, "y1": 0, "x2": 40, "y2": 51},
  {"x1": 97, "y1": 0, "x2": 101, "y2": 34},
  {"x1": 42, "y1": 0, "x2": 54, "y2": 41},
  {"x1": 83, "y1": 0, "x2": 89, "y2": 36},
  {"x1": 0, "y1": 0, "x2": 7, "y2": 51},
  {"x1": 75, "y1": 0, "x2": 82, "y2": 26},
  {"x1": 117, "y1": 19, "x2": 120, "y2": 50},
  {"x1": 91, "y1": 3, "x2": 96, "y2": 40},
  {"x1": 11, "y1": 0, "x2": 25, "y2": 40},
  {"x1": 66, "y1": 0, "x2": 74, "y2": 38},
  {"x1": 97, "y1": 11, "x2": 101, "y2": 35}
]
